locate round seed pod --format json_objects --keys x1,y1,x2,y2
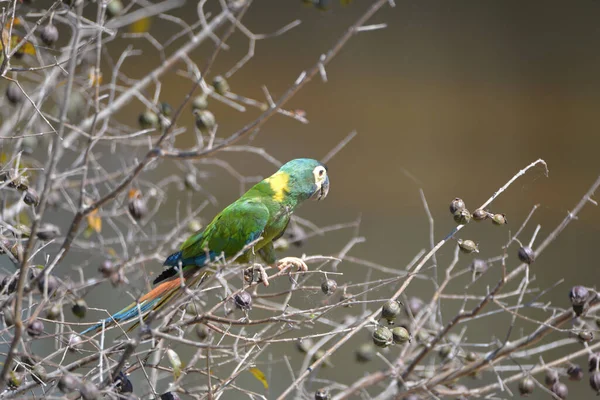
[
  {"x1": 381, "y1": 300, "x2": 402, "y2": 324},
  {"x1": 355, "y1": 342, "x2": 376, "y2": 363},
  {"x1": 569, "y1": 286, "x2": 589, "y2": 317},
  {"x1": 449, "y1": 198, "x2": 466, "y2": 214},
  {"x1": 58, "y1": 374, "x2": 80, "y2": 393},
  {"x1": 465, "y1": 351, "x2": 479, "y2": 362},
  {"x1": 193, "y1": 109, "x2": 216, "y2": 131},
  {"x1": 1, "y1": 275, "x2": 17, "y2": 294},
  {"x1": 491, "y1": 213, "x2": 507, "y2": 225},
  {"x1": 24, "y1": 188, "x2": 40, "y2": 206},
  {"x1": 470, "y1": 259, "x2": 488, "y2": 276},
  {"x1": 3, "y1": 306, "x2": 15, "y2": 326},
  {"x1": 321, "y1": 279, "x2": 337, "y2": 295},
  {"x1": 192, "y1": 95, "x2": 208, "y2": 110},
  {"x1": 545, "y1": 369, "x2": 558, "y2": 387},
  {"x1": 314, "y1": 388, "x2": 331, "y2": 400},
  {"x1": 40, "y1": 24, "x2": 59, "y2": 46},
  {"x1": 80, "y1": 381, "x2": 100, "y2": 400},
  {"x1": 518, "y1": 377, "x2": 535, "y2": 396},
  {"x1": 68, "y1": 334, "x2": 83, "y2": 352},
  {"x1": 31, "y1": 364, "x2": 48, "y2": 384},
  {"x1": 46, "y1": 303, "x2": 61, "y2": 320},
  {"x1": 391, "y1": 326, "x2": 411, "y2": 344},
  {"x1": 439, "y1": 345, "x2": 454, "y2": 360},
  {"x1": 458, "y1": 239, "x2": 479, "y2": 254},
  {"x1": 8, "y1": 371, "x2": 22, "y2": 389},
  {"x1": 453, "y1": 209, "x2": 471, "y2": 225},
  {"x1": 567, "y1": 365, "x2": 583, "y2": 381},
  {"x1": 37, "y1": 274, "x2": 59, "y2": 295},
  {"x1": 551, "y1": 382, "x2": 568, "y2": 399},
  {"x1": 517, "y1": 247, "x2": 535, "y2": 264},
  {"x1": 311, "y1": 349, "x2": 331, "y2": 366},
  {"x1": 6, "y1": 82, "x2": 24, "y2": 105},
  {"x1": 212, "y1": 75, "x2": 230, "y2": 95},
  {"x1": 372, "y1": 326, "x2": 393, "y2": 348},
  {"x1": 106, "y1": 0, "x2": 124, "y2": 18},
  {"x1": 36, "y1": 223, "x2": 60, "y2": 241},
  {"x1": 590, "y1": 353, "x2": 600, "y2": 372},
  {"x1": 339, "y1": 291, "x2": 353, "y2": 307},
  {"x1": 160, "y1": 102, "x2": 172, "y2": 117},
  {"x1": 138, "y1": 110, "x2": 159, "y2": 130},
  {"x1": 98, "y1": 260, "x2": 116, "y2": 278},
  {"x1": 416, "y1": 330, "x2": 429, "y2": 345},
  {"x1": 472, "y1": 208, "x2": 490, "y2": 221},
  {"x1": 26, "y1": 319, "x2": 44, "y2": 337},
  {"x1": 72, "y1": 299, "x2": 87, "y2": 319},
  {"x1": 234, "y1": 291, "x2": 252, "y2": 310},
  {"x1": 590, "y1": 371, "x2": 600, "y2": 393},
  {"x1": 296, "y1": 338, "x2": 313, "y2": 354},
  {"x1": 195, "y1": 324, "x2": 210, "y2": 341},
  {"x1": 160, "y1": 393, "x2": 181, "y2": 400},
  {"x1": 578, "y1": 330, "x2": 594, "y2": 342},
  {"x1": 128, "y1": 192, "x2": 147, "y2": 221}
]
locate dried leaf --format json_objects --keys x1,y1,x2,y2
[
  {"x1": 167, "y1": 349, "x2": 183, "y2": 379},
  {"x1": 86, "y1": 209, "x2": 102, "y2": 234},
  {"x1": 248, "y1": 367, "x2": 268, "y2": 389},
  {"x1": 129, "y1": 17, "x2": 152, "y2": 33}
]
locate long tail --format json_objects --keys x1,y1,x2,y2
[{"x1": 80, "y1": 267, "x2": 202, "y2": 335}]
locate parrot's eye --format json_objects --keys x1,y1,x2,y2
[{"x1": 318, "y1": 169, "x2": 325, "y2": 177}]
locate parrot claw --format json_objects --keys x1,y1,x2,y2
[
  {"x1": 244, "y1": 264, "x2": 270, "y2": 287},
  {"x1": 276, "y1": 257, "x2": 308, "y2": 272}
]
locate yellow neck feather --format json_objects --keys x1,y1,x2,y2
[{"x1": 266, "y1": 171, "x2": 290, "y2": 202}]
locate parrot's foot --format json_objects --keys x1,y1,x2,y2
[
  {"x1": 244, "y1": 264, "x2": 270, "y2": 287},
  {"x1": 276, "y1": 257, "x2": 308, "y2": 273}
]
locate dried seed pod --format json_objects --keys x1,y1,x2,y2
[
  {"x1": 355, "y1": 342, "x2": 376, "y2": 363},
  {"x1": 567, "y1": 365, "x2": 583, "y2": 381},
  {"x1": 465, "y1": 351, "x2": 478, "y2": 362},
  {"x1": 27, "y1": 319, "x2": 44, "y2": 337},
  {"x1": 453, "y1": 209, "x2": 471, "y2": 225},
  {"x1": 72, "y1": 299, "x2": 87, "y2": 318},
  {"x1": 46, "y1": 303, "x2": 61, "y2": 320},
  {"x1": 0, "y1": 275, "x2": 17, "y2": 294},
  {"x1": 551, "y1": 382, "x2": 568, "y2": 399},
  {"x1": 339, "y1": 291, "x2": 353, "y2": 307},
  {"x1": 439, "y1": 345, "x2": 454, "y2": 360},
  {"x1": 138, "y1": 110, "x2": 159, "y2": 130},
  {"x1": 8, "y1": 371, "x2": 23, "y2": 389},
  {"x1": 106, "y1": 0, "x2": 124, "y2": 18},
  {"x1": 545, "y1": 369, "x2": 558, "y2": 387},
  {"x1": 58, "y1": 374, "x2": 80, "y2": 393},
  {"x1": 519, "y1": 376, "x2": 535, "y2": 396},
  {"x1": 589, "y1": 353, "x2": 600, "y2": 372},
  {"x1": 212, "y1": 75, "x2": 230, "y2": 95},
  {"x1": 23, "y1": 188, "x2": 40, "y2": 206},
  {"x1": 193, "y1": 109, "x2": 216, "y2": 131},
  {"x1": 6, "y1": 82, "x2": 24, "y2": 105},
  {"x1": 321, "y1": 279, "x2": 337, "y2": 295},
  {"x1": 314, "y1": 388, "x2": 331, "y2": 400},
  {"x1": 68, "y1": 334, "x2": 83, "y2": 352},
  {"x1": 36, "y1": 223, "x2": 60, "y2": 241},
  {"x1": 296, "y1": 338, "x2": 313, "y2": 353},
  {"x1": 160, "y1": 393, "x2": 181, "y2": 400},
  {"x1": 98, "y1": 260, "x2": 116, "y2": 277},
  {"x1": 80, "y1": 381, "x2": 100, "y2": 400},
  {"x1": 458, "y1": 239, "x2": 479, "y2": 254},
  {"x1": 517, "y1": 246, "x2": 535, "y2": 264},
  {"x1": 195, "y1": 324, "x2": 210, "y2": 341},
  {"x1": 470, "y1": 259, "x2": 488, "y2": 276},
  {"x1": 449, "y1": 198, "x2": 466, "y2": 214},
  {"x1": 391, "y1": 326, "x2": 411, "y2": 344},
  {"x1": 160, "y1": 102, "x2": 172, "y2": 117},
  {"x1": 381, "y1": 300, "x2": 402, "y2": 324},
  {"x1": 472, "y1": 208, "x2": 490, "y2": 221},
  {"x1": 311, "y1": 348, "x2": 331, "y2": 366},
  {"x1": 591, "y1": 371, "x2": 600, "y2": 393},
  {"x1": 128, "y1": 190, "x2": 147, "y2": 221},
  {"x1": 192, "y1": 95, "x2": 208, "y2": 110},
  {"x1": 37, "y1": 274, "x2": 59, "y2": 295},
  {"x1": 3, "y1": 306, "x2": 15, "y2": 326},
  {"x1": 491, "y1": 213, "x2": 507, "y2": 225},
  {"x1": 114, "y1": 371, "x2": 133, "y2": 394},
  {"x1": 372, "y1": 326, "x2": 393, "y2": 348},
  {"x1": 234, "y1": 291, "x2": 252, "y2": 310},
  {"x1": 40, "y1": 24, "x2": 59, "y2": 46},
  {"x1": 31, "y1": 364, "x2": 48, "y2": 384},
  {"x1": 578, "y1": 330, "x2": 594, "y2": 342},
  {"x1": 569, "y1": 285, "x2": 589, "y2": 316}
]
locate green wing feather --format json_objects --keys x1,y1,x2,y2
[{"x1": 180, "y1": 198, "x2": 271, "y2": 261}]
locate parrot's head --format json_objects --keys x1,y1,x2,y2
[{"x1": 278, "y1": 158, "x2": 330, "y2": 202}]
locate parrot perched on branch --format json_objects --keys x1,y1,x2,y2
[{"x1": 81, "y1": 158, "x2": 330, "y2": 335}]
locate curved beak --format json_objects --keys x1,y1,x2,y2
[{"x1": 315, "y1": 176, "x2": 330, "y2": 201}]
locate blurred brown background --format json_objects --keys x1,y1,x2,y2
[{"x1": 16, "y1": 0, "x2": 600, "y2": 398}]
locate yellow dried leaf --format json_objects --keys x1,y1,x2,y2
[
  {"x1": 86, "y1": 209, "x2": 102, "y2": 234},
  {"x1": 248, "y1": 367, "x2": 268, "y2": 389},
  {"x1": 166, "y1": 349, "x2": 183, "y2": 379}
]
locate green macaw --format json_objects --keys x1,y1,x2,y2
[{"x1": 82, "y1": 158, "x2": 330, "y2": 334}]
